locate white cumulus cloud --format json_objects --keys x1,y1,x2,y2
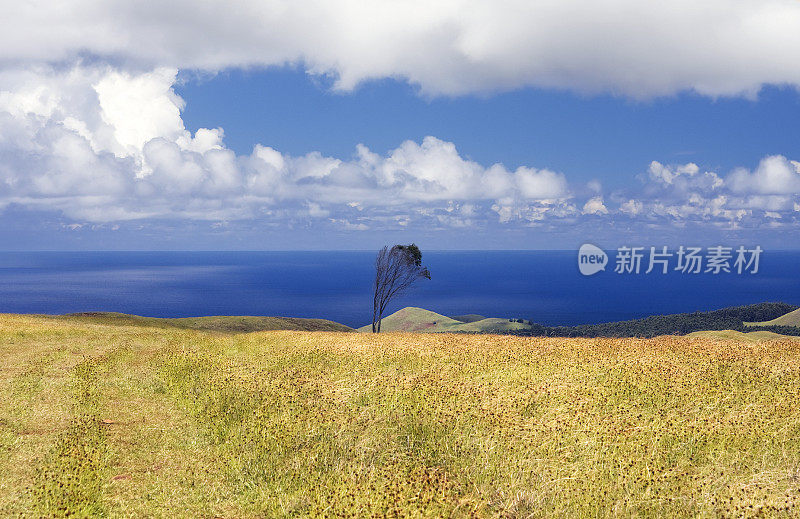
[
  {"x1": 615, "y1": 157, "x2": 800, "y2": 228},
  {"x1": 727, "y1": 155, "x2": 800, "y2": 195},
  {"x1": 0, "y1": 66, "x2": 574, "y2": 225},
  {"x1": 582, "y1": 196, "x2": 609, "y2": 215},
  {"x1": 619, "y1": 199, "x2": 643, "y2": 217}
]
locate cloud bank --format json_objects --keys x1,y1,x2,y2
[
  {"x1": 3, "y1": 0, "x2": 800, "y2": 98},
  {"x1": 0, "y1": 67, "x2": 572, "y2": 226},
  {"x1": 1, "y1": 66, "x2": 799, "y2": 236}
]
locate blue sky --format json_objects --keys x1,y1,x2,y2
[
  {"x1": 1, "y1": 1, "x2": 800, "y2": 250},
  {"x1": 178, "y1": 69, "x2": 800, "y2": 189}
]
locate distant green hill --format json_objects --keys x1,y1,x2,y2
[
  {"x1": 357, "y1": 307, "x2": 460, "y2": 332},
  {"x1": 450, "y1": 314, "x2": 486, "y2": 323},
  {"x1": 52, "y1": 312, "x2": 353, "y2": 333},
  {"x1": 357, "y1": 307, "x2": 531, "y2": 333},
  {"x1": 746, "y1": 308, "x2": 800, "y2": 327},
  {"x1": 361, "y1": 302, "x2": 799, "y2": 338}
]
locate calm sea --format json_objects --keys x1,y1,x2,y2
[{"x1": 0, "y1": 251, "x2": 797, "y2": 328}]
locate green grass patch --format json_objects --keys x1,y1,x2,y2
[{"x1": 32, "y1": 357, "x2": 108, "y2": 517}]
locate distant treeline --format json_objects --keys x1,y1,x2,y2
[{"x1": 507, "y1": 302, "x2": 799, "y2": 338}]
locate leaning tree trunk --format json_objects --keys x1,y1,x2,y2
[{"x1": 371, "y1": 244, "x2": 430, "y2": 334}]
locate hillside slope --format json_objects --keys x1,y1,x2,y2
[
  {"x1": 52, "y1": 312, "x2": 352, "y2": 333},
  {"x1": 516, "y1": 302, "x2": 799, "y2": 338},
  {"x1": 450, "y1": 314, "x2": 486, "y2": 323},
  {"x1": 358, "y1": 307, "x2": 531, "y2": 333},
  {"x1": 363, "y1": 302, "x2": 798, "y2": 337},
  {"x1": 357, "y1": 307, "x2": 463, "y2": 332},
  {"x1": 746, "y1": 307, "x2": 800, "y2": 327}
]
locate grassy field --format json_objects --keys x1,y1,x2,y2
[
  {"x1": 686, "y1": 329, "x2": 790, "y2": 342},
  {"x1": 2, "y1": 314, "x2": 800, "y2": 517}
]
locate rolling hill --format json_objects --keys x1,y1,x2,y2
[
  {"x1": 357, "y1": 307, "x2": 463, "y2": 333},
  {"x1": 745, "y1": 307, "x2": 800, "y2": 327},
  {"x1": 362, "y1": 302, "x2": 798, "y2": 337},
  {"x1": 51, "y1": 312, "x2": 353, "y2": 333},
  {"x1": 357, "y1": 307, "x2": 531, "y2": 333},
  {"x1": 450, "y1": 314, "x2": 486, "y2": 323}
]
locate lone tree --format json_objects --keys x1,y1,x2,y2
[{"x1": 372, "y1": 244, "x2": 431, "y2": 333}]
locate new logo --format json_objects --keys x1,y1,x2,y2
[{"x1": 578, "y1": 244, "x2": 608, "y2": 276}]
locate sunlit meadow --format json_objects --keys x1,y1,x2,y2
[{"x1": 1, "y1": 314, "x2": 799, "y2": 517}]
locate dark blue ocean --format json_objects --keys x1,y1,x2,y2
[{"x1": 0, "y1": 251, "x2": 797, "y2": 328}]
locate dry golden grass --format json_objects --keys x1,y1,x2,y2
[{"x1": 1, "y1": 314, "x2": 800, "y2": 517}]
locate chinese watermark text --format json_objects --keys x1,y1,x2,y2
[{"x1": 578, "y1": 245, "x2": 762, "y2": 276}]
